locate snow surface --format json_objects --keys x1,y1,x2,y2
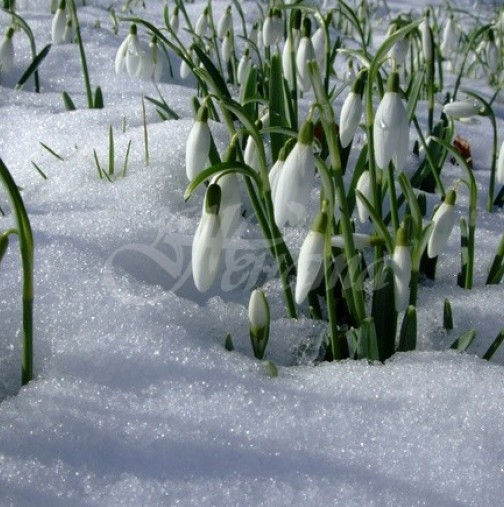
[{"x1": 1, "y1": 0, "x2": 504, "y2": 505}]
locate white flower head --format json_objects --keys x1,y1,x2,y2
[
  {"x1": 420, "y1": 13, "x2": 433, "y2": 63},
  {"x1": 486, "y1": 30, "x2": 498, "y2": 73},
  {"x1": 192, "y1": 184, "x2": 223, "y2": 293},
  {"x1": 248, "y1": 288, "x2": 270, "y2": 359},
  {"x1": 392, "y1": 227, "x2": 412, "y2": 312},
  {"x1": 221, "y1": 31, "x2": 232, "y2": 63},
  {"x1": 355, "y1": 170, "x2": 372, "y2": 223},
  {"x1": 282, "y1": 37, "x2": 295, "y2": 90},
  {"x1": 217, "y1": 6, "x2": 233, "y2": 40},
  {"x1": 115, "y1": 24, "x2": 143, "y2": 77},
  {"x1": 186, "y1": 106, "x2": 211, "y2": 181},
  {"x1": 427, "y1": 190, "x2": 456, "y2": 258},
  {"x1": 296, "y1": 18, "x2": 316, "y2": 93},
  {"x1": 51, "y1": 0, "x2": 67, "y2": 44},
  {"x1": 295, "y1": 211, "x2": 328, "y2": 305},
  {"x1": 274, "y1": 120, "x2": 315, "y2": 228},
  {"x1": 263, "y1": 8, "x2": 283, "y2": 47},
  {"x1": 339, "y1": 74, "x2": 364, "y2": 148},
  {"x1": 169, "y1": 6, "x2": 180, "y2": 36},
  {"x1": 440, "y1": 15, "x2": 457, "y2": 56},
  {"x1": 195, "y1": 7, "x2": 209, "y2": 38},
  {"x1": 373, "y1": 72, "x2": 409, "y2": 171},
  {"x1": 139, "y1": 35, "x2": 163, "y2": 82},
  {"x1": 443, "y1": 100, "x2": 480, "y2": 120},
  {"x1": 0, "y1": 26, "x2": 15, "y2": 74}
]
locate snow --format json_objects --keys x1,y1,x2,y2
[{"x1": 1, "y1": 0, "x2": 504, "y2": 505}]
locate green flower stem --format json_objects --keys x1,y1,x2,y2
[
  {"x1": 0, "y1": 158, "x2": 34, "y2": 386},
  {"x1": 431, "y1": 135, "x2": 477, "y2": 289},
  {"x1": 67, "y1": 0, "x2": 93, "y2": 108},
  {"x1": 386, "y1": 163, "x2": 400, "y2": 234},
  {"x1": 461, "y1": 89, "x2": 498, "y2": 212}
]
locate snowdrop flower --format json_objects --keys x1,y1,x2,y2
[
  {"x1": 486, "y1": 30, "x2": 498, "y2": 73},
  {"x1": 237, "y1": 47, "x2": 252, "y2": 85},
  {"x1": 221, "y1": 31, "x2": 232, "y2": 63},
  {"x1": 373, "y1": 71, "x2": 409, "y2": 171},
  {"x1": 186, "y1": 106, "x2": 211, "y2": 181},
  {"x1": 274, "y1": 119, "x2": 315, "y2": 228},
  {"x1": 296, "y1": 18, "x2": 316, "y2": 93},
  {"x1": 440, "y1": 15, "x2": 457, "y2": 56},
  {"x1": 282, "y1": 37, "x2": 295, "y2": 90},
  {"x1": 355, "y1": 170, "x2": 372, "y2": 223},
  {"x1": 0, "y1": 26, "x2": 15, "y2": 74},
  {"x1": 427, "y1": 189, "x2": 456, "y2": 258},
  {"x1": 180, "y1": 56, "x2": 192, "y2": 80},
  {"x1": 192, "y1": 184, "x2": 223, "y2": 293},
  {"x1": 62, "y1": 17, "x2": 75, "y2": 44},
  {"x1": 269, "y1": 140, "x2": 294, "y2": 202},
  {"x1": 295, "y1": 210, "x2": 327, "y2": 305},
  {"x1": 52, "y1": 0, "x2": 68, "y2": 45},
  {"x1": 243, "y1": 132, "x2": 260, "y2": 173},
  {"x1": 442, "y1": 100, "x2": 480, "y2": 120},
  {"x1": 311, "y1": 24, "x2": 326, "y2": 70},
  {"x1": 387, "y1": 24, "x2": 409, "y2": 66},
  {"x1": 497, "y1": 139, "x2": 504, "y2": 185},
  {"x1": 115, "y1": 24, "x2": 143, "y2": 77},
  {"x1": 195, "y1": 7, "x2": 209, "y2": 38},
  {"x1": 392, "y1": 227, "x2": 412, "y2": 312},
  {"x1": 339, "y1": 73, "x2": 364, "y2": 148},
  {"x1": 345, "y1": 59, "x2": 356, "y2": 83},
  {"x1": 263, "y1": 9, "x2": 283, "y2": 47},
  {"x1": 138, "y1": 35, "x2": 163, "y2": 82},
  {"x1": 248, "y1": 289, "x2": 270, "y2": 359},
  {"x1": 249, "y1": 21, "x2": 260, "y2": 48},
  {"x1": 169, "y1": 6, "x2": 179, "y2": 36},
  {"x1": 217, "y1": 6, "x2": 233, "y2": 40}
]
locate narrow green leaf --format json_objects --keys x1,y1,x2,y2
[
  {"x1": 15, "y1": 43, "x2": 51, "y2": 91},
  {"x1": 62, "y1": 91, "x2": 76, "y2": 111},
  {"x1": 372, "y1": 264, "x2": 397, "y2": 361},
  {"x1": 108, "y1": 126, "x2": 114, "y2": 177},
  {"x1": 40, "y1": 142, "x2": 64, "y2": 161},
  {"x1": 443, "y1": 298, "x2": 453, "y2": 330},
  {"x1": 482, "y1": 328, "x2": 504, "y2": 361},
  {"x1": 93, "y1": 86, "x2": 104, "y2": 109},
  {"x1": 397, "y1": 305, "x2": 417, "y2": 352},
  {"x1": 31, "y1": 161, "x2": 48, "y2": 180},
  {"x1": 224, "y1": 333, "x2": 234, "y2": 352},
  {"x1": 269, "y1": 53, "x2": 288, "y2": 162},
  {"x1": 486, "y1": 234, "x2": 504, "y2": 284},
  {"x1": 450, "y1": 329, "x2": 476, "y2": 352},
  {"x1": 356, "y1": 317, "x2": 380, "y2": 361}
]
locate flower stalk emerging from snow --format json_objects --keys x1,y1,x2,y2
[{"x1": 248, "y1": 289, "x2": 270, "y2": 359}]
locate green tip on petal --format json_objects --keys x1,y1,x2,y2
[
  {"x1": 291, "y1": 9, "x2": 302, "y2": 30},
  {"x1": 386, "y1": 72, "x2": 400, "y2": 94},
  {"x1": 205, "y1": 184, "x2": 221, "y2": 214},
  {"x1": 311, "y1": 210, "x2": 328, "y2": 234},
  {"x1": 351, "y1": 71, "x2": 366, "y2": 96},
  {"x1": 395, "y1": 226, "x2": 408, "y2": 247},
  {"x1": 302, "y1": 17, "x2": 312, "y2": 37},
  {"x1": 196, "y1": 105, "x2": 209, "y2": 123},
  {"x1": 298, "y1": 120, "x2": 314, "y2": 145},
  {"x1": 130, "y1": 24, "x2": 138, "y2": 36},
  {"x1": 445, "y1": 189, "x2": 457, "y2": 206},
  {"x1": 6, "y1": 26, "x2": 15, "y2": 39}
]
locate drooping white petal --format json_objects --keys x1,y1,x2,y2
[
  {"x1": 211, "y1": 172, "x2": 241, "y2": 239},
  {"x1": 192, "y1": 212, "x2": 223, "y2": 293},
  {"x1": 388, "y1": 38, "x2": 409, "y2": 65},
  {"x1": 282, "y1": 38, "x2": 295, "y2": 90},
  {"x1": 273, "y1": 143, "x2": 314, "y2": 228},
  {"x1": 217, "y1": 8, "x2": 232, "y2": 40},
  {"x1": 392, "y1": 246, "x2": 412, "y2": 312},
  {"x1": 237, "y1": 51, "x2": 251, "y2": 85},
  {"x1": 195, "y1": 12, "x2": 209, "y2": 38},
  {"x1": 186, "y1": 121, "x2": 211, "y2": 181},
  {"x1": 339, "y1": 91, "x2": 362, "y2": 148},
  {"x1": 296, "y1": 36, "x2": 315, "y2": 92},
  {"x1": 114, "y1": 36, "x2": 130, "y2": 74},
  {"x1": 295, "y1": 230, "x2": 325, "y2": 304},
  {"x1": 374, "y1": 91, "x2": 409, "y2": 170},
  {"x1": 311, "y1": 26, "x2": 326, "y2": 70},
  {"x1": 0, "y1": 36, "x2": 14, "y2": 73},
  {"x1": 497, "y1": 139, "x2": 504, "y2": 185},
  {"x1": 269, "y1": 159, "x2": 284, "y2": 203},
  {"x1": 249, "y1": 289, "x2": 269, "y2": 330},
  {"x1": 125, "y1": 36, "x2": 143, "y2": 77},
  {"x1": 221, "y1": 34, "x2": 232, "y2": 63},
  {"x1": 443, "y1": 101, "x2": 480, "y2": 119},
  {"x1": 244, "y1": 136, "x2": 260, "y2": 172},
  {"x1": 427, "y1": 201, "x2": 456, "y2": 258},
  {"x1": 355, "y1": 170, "x2": 372, "y2": 223},
  {"x1": 52, "y1": 8, "x2": 67, "y2": 44}
]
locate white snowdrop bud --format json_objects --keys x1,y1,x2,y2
[
  {"x1": 62, "y1": 17, "x2": 75, "y2": 44},
  {"x1": 440, "y1": 15, "x2": 457, "y2": 55},
  {"x1": 373, "y1": 72, "x2": 409, "y2": 171},
  {"x1": 486, "y1": 30, "x2": 498, "y2": 73},
  {"x1": 392, "y1": 227, "x2": 412, "y2": 312},
  {"x1": 311, "y1": 25, "x2": 326, "y2": 70},
  {"x1": 497, "y1": 139, "x2": 504, "y2": 185},
  {"x1": 52, "y1": 0, "x2": 67, "y2": 44},
  {"x1": 274, "y1": 120, "x2": 315, "y2": 228},
  {"x1": 420, "y1": 14, "x2": 433, "y2": 63},
  {"x1": 263, "y1": 9, "x2": 283, "y2": 47},
  {"x1": 195, "y1": 7, "x2": 209, "y2": 38},
  {"x1": 169, "y1": 6, "x2": 179, "y2": 36},
  {"x1": 443, "y1": 100, "x2": 480, "y2": 119},
  {"x1": 269, "y1": 140, "x2": 294, "y2": 203},
  {"x1": 192, "y1": 184, "x2": 223, "y2": 293},
  {"x1": 248, "y1": 289, "x2": 270, "y2": 359},
  {"x1": 295, "y1": 211, "x2": 327, "y2": 305},
  {"x1": 186, "y1": 106, "x2": 211, "y2": 181},
  {"x1": 355, "y1": 170, "x2": 372, "y2": 223},
  {"x1": 221, "y1": 31, "x2": 232, "y2": 63},
  {"x1": 282, "y1": 37, "x2": 295, "y2": 90},
  {"x1": 427, "y1": 190, "x2": 456, "y2": 258},
  {"x1": 296, "y1": 18, "x2": 315, "y2": 92},
  {"x1": 0, "y1": 26, "x2": 15, "y2": 73},
  {"x1": 243, "y1": 133, "x2": 260, "y2": 173},
  {"x1": 339, "y1": 74, "x2": 364, "y2": 148},
  {"x1": 217, "y1": 6, "x2": 233, "y2": 40},
  {"x1": 115, "y1": 24, "x2": 143, "y2": 77},
  {"x1": 237, "y1": 48, "x2": 252, "y2": 85}
]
